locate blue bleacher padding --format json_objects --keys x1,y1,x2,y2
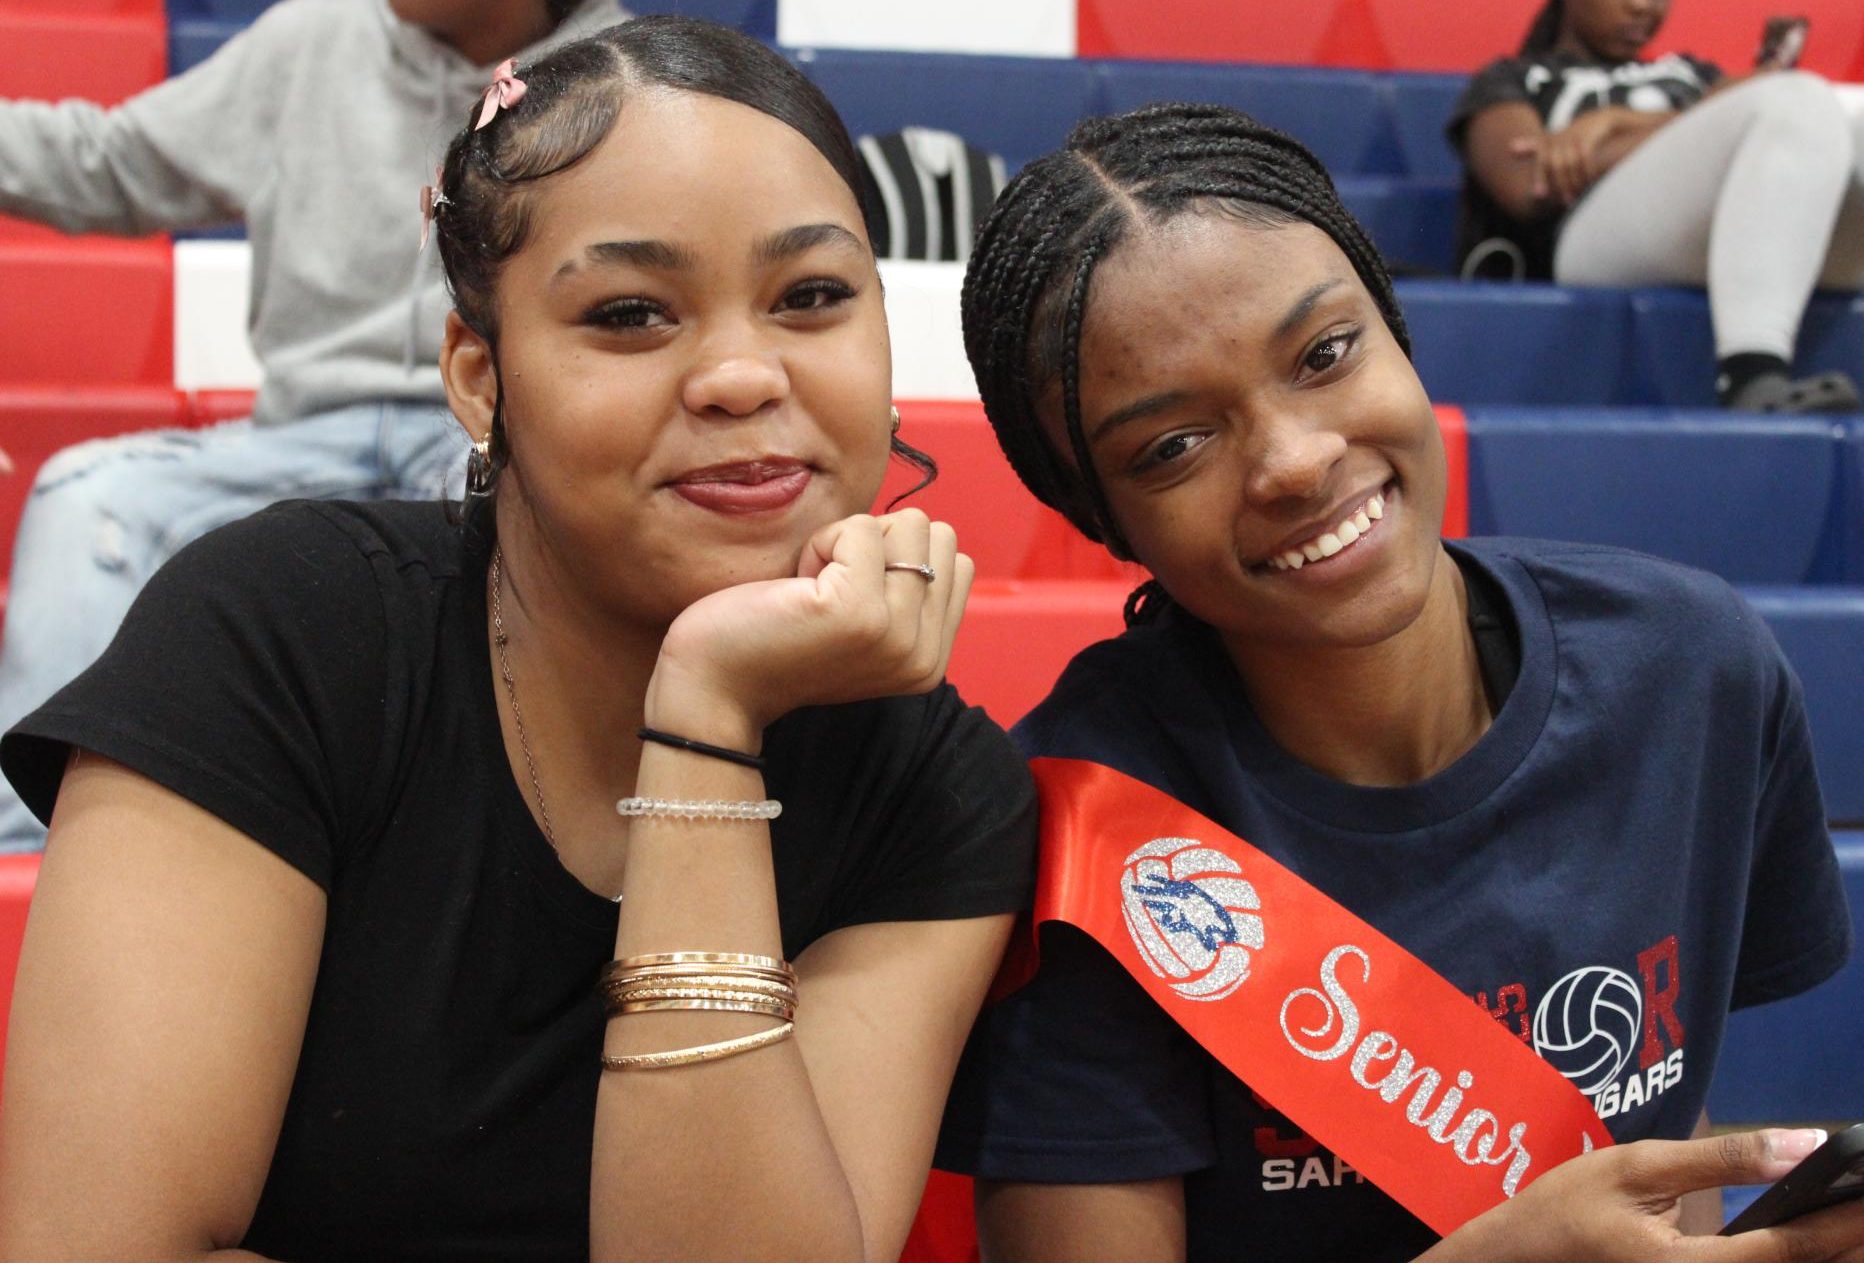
[
  {"x1": 1386, "y1": 73, "x2": 1467, "y2": 184},
  {"x1": 628, "y1": 0, "x2": 776, "y2": 39},
  {"x1": 169, "y1": 18, "x2": 239, "y2": 77},
  {"x1": 166, "y1": 0, "x2": 272, "y2": 19},
  {"x1": 1097, "y1": 62, "x2": 1400, "y2": 177},
  {"x1": 1845, "y1": 421, "x2": 1864, "y2": 584},
  {"x1": 1339, "y1": 177, "x2": 1458, "y2": 276},
  {"x1": 1398, "y1": 281, "x2": 1636, "y2": 406},
  {"x1": 1710, "y1": 833, "x2": 1864, "y2": 1122},
  {"x1": 791, "y1": 49, "x2": 1104, "y2": 174},
  {"x1": 1630, "y1": 289, "x2": 1864, "y2": 409},
  {"x1": 1463, "y1": 409, "x2": 1843, "y2": 585},
  {"x1": 1745, "y1": 591, "x2": 1864, "y2": 823}
]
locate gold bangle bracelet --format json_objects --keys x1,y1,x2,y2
[
  {"x1": 601, "y1": 1021, "x2": 795, "y2": 1071},
  {"x1": 616, "y1": 997, "x2": 795, "y2": 1020},
  {"x1": 603, "y1": 976, "x2": 794, "y2": 991},
  {"x1": 604, "y1": 976, "x2": 798, "y2": 1002},
  {"x1": 606, "y1": 984, "x2": 797, "y2": 1006},
  {"x1": 611, "y1": 951, "x2": 789, "y2": 973}
]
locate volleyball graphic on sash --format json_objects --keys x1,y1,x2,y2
[
  {"x1": 1119, "y1": 837, "x2": 1264, "y2": 1002},
  {"x1": 1531, "y1": 965, "x2": 1644, "y2": 1096}
]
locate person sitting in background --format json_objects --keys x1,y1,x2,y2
[
  {"x1": 0, "y1": 0, "x2": 623, "y2": 854},
  {"x1": 0, "y1": 17, "x2": 1034, "y2": 1260},
  {"x1": 1449, "y1": 0, "x2": 1864, "y2": 413}
]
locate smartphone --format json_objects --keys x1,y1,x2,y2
[
  {"x1": 1722, "y1": 1123, "x2": 1864, "y2": 1234},
  {"x1": 1756, "y1": 16, "x2": 1810, "y2": 69}
]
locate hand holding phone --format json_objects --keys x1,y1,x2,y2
[
  {"x1": 1756, "y1": 16, "x2": 1810, "y2": 70},
  {"x1": 1722, "y1": 1122, "x2": 1864, "y2": 1234}
]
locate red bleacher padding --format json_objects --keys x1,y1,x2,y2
[
  {"x1": 1078, "y1": 0, "x2": 1334, "y2": 66},
  {"x1": 1649, "y1": 0, "x2": 1864, "y2": 82},
  {"x1": 0, "y1": 386, "x2": 189, "y2": 577},
  {"x1": 0, "y1": 240, "x2": 173, "y2": 388},
  {"x1": 0, "y1": 853, "x2": 40, "y2": 1108},
  {"x1": 878, "y1": 399, "x2": 1137, "y2": 582},
  {"x1": 947, "y1": 579, "x2": 1133, "y2": 727},
  {"x1": 0, "y1": 12, "x2": 166, "y2": 106},
  {"x1": 1437, "y1": 403, "x2": 1468, "y2": 539},
  {"x1": 187, "y1": 389, "x2": 259, "y2": 427},
  {"x1": 1081, "y1": 0, "x2": 1863, "y2": 79}
]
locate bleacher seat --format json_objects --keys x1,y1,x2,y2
[
  {"x1": 631, "y1": 0, "x2": 776, "y2": 39},
  {"x1": 793, "y1": 48, "x2": 1104, "y2": 173},
  {"x1": 0, "y1": 387, "x2": 191, "y2": 576},
  {"x1": 1845, "y1": 420, "x2": 1864, "y2": 583},
  {"x1": 1386, "y1": 73, "x2": 1466, "y2": 183},
  {"x1": 3, "y1": 0, "x2": 160, "y2": 13},
  {"x1": 0, "y1": 241, "x2": 173, "y2": 388},
  {"x1": 1464, "y1": 408, "x2": 1845, "y2": 585},
  {"x1": 1745, "y1": 590, "x2": 1864, "y2": 823},
  {"x1": 168, "y1": 17, "x2": 238, "y2": 76},
  {"x1": 1078, "y1": 0, "x2": 1345, "y2": 66},
  {"x1": 1399, "y1": 281, "x2": 1636, "y2": 406},
  {"x1": 948, "y1": 579, "x2": 1132, "y2": 726},
  {"x1": 1630, "y1": 289, "x2": 1864, "y2": 410},
  {"x1": 1098, "y1": 62, "x2": 1401, "y2": 176},
  {"x1": 165, "y1": 0, "x2": 275, "y2": 17},
  {"x1": 1362, "y1": 0, "x2": 1534, "y2": 74},
  {"x1": 0, "y1": 11, "x2": 166, "y2": 106},
  {"x1": 0, "y1": 853, "x2": 38, "y2": 1108},
  {"x1": 1339, "y1": 176, "x2": 1459, "y2": 276},
  {"x1": 1709, "y1": 833, "x2": 1864, "y2": 1121}
]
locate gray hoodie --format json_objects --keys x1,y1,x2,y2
[{"x1": 0, "y1": 0, "x2": 624, "y2": 425}]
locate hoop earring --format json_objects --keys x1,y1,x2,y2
[
  {"x1": 890, "y1": 406, "x2": 901, "y2": 436},
  {"x1": 465, "y1": 435, "x2": 495, "y2": 497}
]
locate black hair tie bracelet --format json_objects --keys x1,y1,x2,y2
[{"x1": 637, "y1": 727, "x2": 766, "y2": 772}]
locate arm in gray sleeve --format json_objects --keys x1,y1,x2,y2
[{"x1": 0, "y1": 12, "x2": 292, "y2": 235}]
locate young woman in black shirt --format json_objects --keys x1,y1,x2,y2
[
  {"x1": 1451, "y1": 0, "x2": 1864, "y2": 412},
  {"x1": 0, "y1": 17, "x2": 1036, "y2": 1261}
]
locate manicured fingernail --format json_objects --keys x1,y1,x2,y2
[{"x1": 1772, "y1": 1128, "x2": 1828, "y2": 1161}]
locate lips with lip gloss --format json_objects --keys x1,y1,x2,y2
[{"x1": 670, "y1": 460, "x2": 812, "y2": 514}]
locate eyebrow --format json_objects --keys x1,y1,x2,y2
[
  {"x1": 1274, "y1": 279, "x2": 1347, "y2": 339},
  {"x1": 754, "y1": 222, "x2": 865, "y2": 265},
  {"x1": 1088, "y1": 390, "x2": 1191, "y2": 444},
  {"x1": 555, "y1": 238, "x2": 696, "y2": 282},
  {"x1": 553, "y1": 223, "x2": 863, "y2": 284}
]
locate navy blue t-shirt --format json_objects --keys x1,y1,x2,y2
[{"x1": 936, "y1": 538, "x2": 1849, "y2": 1262}]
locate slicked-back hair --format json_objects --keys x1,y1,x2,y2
[
  {"x1": 960, "y1": 102, "x2": 1408, "y2": 623},
  {"x1": 431, "y1": 15, "x2": 932, "y2": 501}
]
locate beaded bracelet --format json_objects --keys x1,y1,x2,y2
[{"x1": 615, "y1": 796, "x2": 782, "y2": 821}]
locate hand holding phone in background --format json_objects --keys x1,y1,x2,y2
[{"x1": 1756, "y1": 15, "x2": 1810, "y2": 70}]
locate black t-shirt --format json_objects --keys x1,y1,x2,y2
[
  {"x1": 1446, "y1": 50, "x2": 1723, "y2": 278},
  {"x1": 1, "y1": 499, "x2": 1039, "y2": 1262}
]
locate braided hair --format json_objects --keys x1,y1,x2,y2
[
  {"x1": 1519, "y1": 0, "x2": 1566, "y2": 54},
  {"x1": 431, "y1": 16, "x2": 932, "y2": 499},
  {"x1": 961, "y1": 102, "x2": 1408, "y2": 624}
]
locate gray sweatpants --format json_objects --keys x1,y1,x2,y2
[{"x1": 1555, "y1": 72, "x2": 1864, "y2": 361}]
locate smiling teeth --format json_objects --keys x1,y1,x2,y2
[{"x1": 1266, "y1": 493, "x2": 1386, "y2": 571}]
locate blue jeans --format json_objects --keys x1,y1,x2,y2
[{"x1": 0, "y1": 401, "x2": 467, "y2": 852}]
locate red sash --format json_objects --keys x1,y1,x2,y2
[{"x1": 1029, "y1": 757, "x2": 1612, "y2": 1237}]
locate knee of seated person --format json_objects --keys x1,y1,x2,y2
[{"x1": 1744, "y1": 71, "x2": 1855, "y2": 169}]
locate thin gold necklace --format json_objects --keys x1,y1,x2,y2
[{"x1": 489, "y1": 545, "x2": 558, "y2": 849}]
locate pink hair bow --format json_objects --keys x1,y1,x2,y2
[
  {"x1": 476, "y1": 59, "x2": 528, "y2": 130},
  {"x1": 419, "y1": 167, "x2": 448, "y2": 250}
]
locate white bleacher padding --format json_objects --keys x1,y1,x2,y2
[
  {"x1": 777, "y1": 0, "x2": 1075, "y2": 58},
  {"x1": 173, "y1": 238, "x2": 260, "y2": 391},
  {"x1": 173, "y1": 243, "x2": 976, "y2": 400}
]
